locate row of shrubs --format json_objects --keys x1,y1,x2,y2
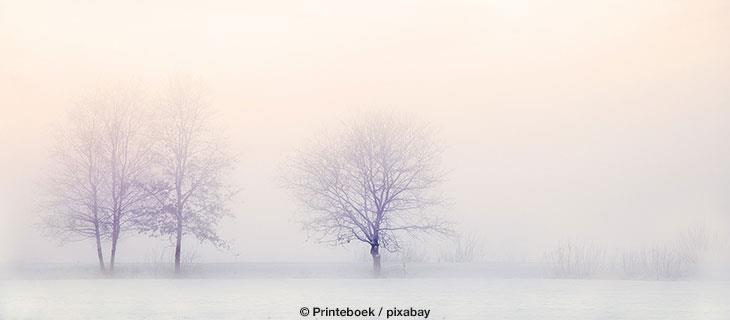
[
  {"x1": 369, "y1": 226, "x2": 728, "y2": 280},
  {"x1": 543, "y1": 226, "x2": 729, "y2": 280}
]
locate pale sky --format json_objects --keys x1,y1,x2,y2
[{"x1": 1, "y1": 0, "x2": 729, "y2": 264}]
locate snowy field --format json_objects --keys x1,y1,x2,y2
[{"x1": 2, "y1": 277, "x2": 729, "y2": 320}]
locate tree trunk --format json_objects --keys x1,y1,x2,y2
[
  {"x1": 370, "y1": 244, "x2": 381, "y2": 277},
  {"x1": 92, "y1": 190, "x2": 105, "y2": 272},
  {"x1": 174, "y1": 215, "x2": 183, "y2": 274},
  {"x1": 109, "y1": 221, "x2": 119, "y2": 273},
  {"x1": 94, "y1": 221, "x2": 105, "y2": 272}
]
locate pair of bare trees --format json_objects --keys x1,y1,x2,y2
[
  {"x1": 43, "y1": 79, "x2": 233, "y2": 274},
  {"x1": 43, "y1": 88, "x2": 152, "y2": 272}
]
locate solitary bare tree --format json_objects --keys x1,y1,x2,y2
[
  {"x1": 142, "y1": 78, "x2": 234, "y2": 273},
  {"x1": 43, "y1": 105, "x2": 109, "y2": 271},
  {"x1": 284, "y1": 112, "x2": 450, "y2": 276}
]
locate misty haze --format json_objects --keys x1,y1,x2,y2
[{"x1": 1, "y1": 0, "x2": 729, "y2": 319}]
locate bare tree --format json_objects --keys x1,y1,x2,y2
[
  {"x1": 42, "y1": 105, "x2": 109, "y2": 271},
  {"x1": 95, "y1": 88, "x2": 154, "y2": 272},
  {"x1": 284, "y1": 112, "x2": 450, "y2": 276},
  {"x1": 142, "y1": 77, "x2": 234, "y2": 274}
]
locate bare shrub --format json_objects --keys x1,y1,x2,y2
[
  {"x1": 619, "y1": 226, "x2": 712, "y2": 280},
  {"x1": 543, "y1": 241, "x2": 606, "y2": 279},
  {"x1": 620, "y1": 248, "x2": 651, "y2": 279}
]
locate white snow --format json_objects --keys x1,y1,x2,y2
[{"x1": 2, "y1": 278, "x2": 729, "y2": 320}]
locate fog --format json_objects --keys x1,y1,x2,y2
[{"x1": 1, "y1": 0, "x2": 729, "y2": 267}]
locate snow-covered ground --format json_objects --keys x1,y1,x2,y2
[
  {"x1": 0, "y1": 262, "x2": 545, "y2": 279},
  {"x1": 2, "y1": 277, "x2": 729, "y2": 320}
]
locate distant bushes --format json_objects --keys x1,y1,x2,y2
[
  {"x1": 544, "y1": 226, "x2": 725, "y2": 280},
  {"x1": 543, "y1": 242, "x2": 606, "y2": 279},
  {"x1": 620, "y1": 226, "x2": 710, "y2": 280},
  {"x1": 359, "y1": 225, "x2": 727, "y2": 281},
  {"x1": 620, "y1": 246, "x2": 696, "y2": 280}
]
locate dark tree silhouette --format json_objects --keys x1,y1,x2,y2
[{"x1": 284, "y1": 112, "x2": 451, "y2": 276}]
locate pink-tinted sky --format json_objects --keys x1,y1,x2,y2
[{"x1": 1, "y1": 0, "x2": 729, "y2": 263}]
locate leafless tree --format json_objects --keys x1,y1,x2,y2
[
  {"x1": 42, "y1": 105, "x2": 109, "y2": 271},
  {"x1": 95, "y1": 88, "x2": 155, "y2": 271},
  {"x1": 141, "y1": 77, "x2": 234, "y2": 274},
  {"x1": 283, "y1": 112, "x2": 451, "y2": 276}
]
